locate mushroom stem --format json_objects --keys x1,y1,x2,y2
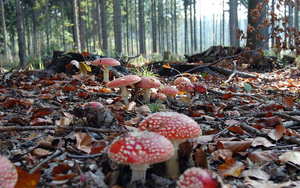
[
  {"x1": 130, "y1": 164, "x2": 149, "y2": 184},
  {"x1": 143, "y1": 88, "x2": 151, "y2": 103},
  {"x1": 120, "y1": 85, "x2": 129, "y2": 104},
  {"x1": 101, "y1": 65, "x2": 110, "y2": 82},
  {"x1": 186, "y1": 92, "x2": 192, "y2": 98},
  {"x1": 166, "y1": 140, "x2": 180, "y2": 180}
]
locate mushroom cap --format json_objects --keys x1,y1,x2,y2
[
  {"x1": 0, "y1": 156, "x2": 18, "y2": 188},
  {"x1": 85, "y1": 102, "x2": 104, "y2": 109},
  {"x1": 160, "y1": 86, "x2": 179, "y2": 95},
  {"x1": 176, "y1": 167, "x2": 221, "y2": 188},
  {"x1": 174, "y1": 77, "x2": 191, "y2": 86},
  {"x1": 108, "y1": 131, "x2": 174, "y2": 165},
  {"x1": 106, "y1": 75, "x2": 141, "y2": 88},
  {"x1": 151, "y1": 93, "x2": 167, "y2": 100},
  {"x1": 139, "y1": 76, "x2": 162, "y2": 89},
  {"x1": 177, "y1": 82, "x2": 195, "y2": 92},
  {"x1": 139, "y1": 112, "x2": 202, "y2": 140},
  {"x1": 92, "y1": 58, "x2": 121, "y2": 67}
]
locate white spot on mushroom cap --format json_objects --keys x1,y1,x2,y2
[{"x1": 0, "y1": 156, "x2": 18, "y2": 188}]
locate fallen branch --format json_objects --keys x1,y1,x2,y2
[
  {"x1": 0, "y1": 125, "x2": 127, "y2": 133},
  {"x1": 207, "y1": 88, "x2": 264, "y2": 102}
]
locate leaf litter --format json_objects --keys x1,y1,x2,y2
[{"x1": 1, "y1": 62, "x2": 300, "y2": 187}]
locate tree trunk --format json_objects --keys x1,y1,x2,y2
[
  {"x1": 126, "y1": 0, "x2": 130, "y2": 55},
  {"x1": 96, "y1": 0, "x2": 102, "y2": 51},
  {"x1": 271, "y1": 0, "x2": 275, "y2": 48},
  {"x1": 100, "y1": 0, "x2": 108, "y2": 52},
  {"x1": 45, "y1": 0, "x2": 50, "y2": 54},
  {"x1": 72, "y1": 0, "x2": 80, "y2": 51},
  {"x1": 174, "y1": 0, "x2": 178, "y2": 54},
  {"x1": 79, "y1": 2, "x2": 86, "y2": 51},
  {"x1": 295, "y1": 0, "x2": 299, "y2": 33},
  {"x1": 184, "y1": 0, "x2": 188, "y2": 53},
  {"x1": 60, "y1": 1, "x2": 66, "y2": 51},
  {"x1": 135, "y1": 0, "x2": 139, "y2": 53},
  {"x1": 190, "y1": 0, "x2": 194, "y2": 52},
  {"x1": 113, "y1": 0, "x2": 122, "y2": 54},
  {"x1": 138, "y1": 0, "x2": 145, "y2": 55},
  {"x1": 0, "y1": 0, "x2": 7, "y2": 58},
  {"x1": 15, "y1": 0, "x2": 26, "y2": 67},
  {"x1": 193, "y1": 0, "x2": 197, "y2": 51},
  {"x1": 199, "y1": 0, "x2": 202, "y2": 51},
  {"x1": 229, "y1": 0, "x2": 239, "y2": 47},
  {"x1": 152, "y1": 0, "x2": 157, "y2": 53}
]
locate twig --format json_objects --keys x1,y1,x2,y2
[
  {"x1": 29, "y1": 149, "x2": 63, "y2": 174},
  {"x1": 0, "y1": 125, "x2": 127, "y2": 133},
  {"x1": 66, "y1": 153, "x2": 103, "y2": 159},
  {"x1": 224, "y1": 60, "x2": 237, "y2": 84},
  {"x1": 207, "y1": 88, "x2": 264, "y2": 102}
]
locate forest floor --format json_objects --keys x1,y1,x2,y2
[{"x1": 1, "y1": 58, "x2": 300, "y2": 188}]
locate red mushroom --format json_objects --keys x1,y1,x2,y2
[
  {"x1": 138, "y1": 112, "x2": 202, "y2": 179},
  {"x1": 84, "y1": 102, "x2": 104, "y2": 110},
  {"x1": 160, "y1": 86, "x2": 178, "y2": 98},
  {"x1": 174, "y1": 77, "x2": 191, "y2": 86},
  {"x1": 139, "y1": 76, "x2": 162, "y2": 103},
  {"x1": 0, "y1": 156, "x2": 18, "y2": 188},
  {"x1": 92, "y1": 58, "x2": 121, "y2": 82},
  {"x1": 106, "y1": 75, "x2": 141, "y2": 104},
  {"x1": 177, "y1": 167, "x2": 223, "y2": 188},
  {"x1": 177, "y1": 82, "x2": 195, "y2": 98},
  {"x1": 151, "y1": 93, "x2": 167, "y2": 103},
  {"x1": 108, "y1": 131, "x2": 174, "y2": 184}
]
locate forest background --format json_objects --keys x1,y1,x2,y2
[{"x1": 0, "y1": 0, "x2": 299, "y2": 69}]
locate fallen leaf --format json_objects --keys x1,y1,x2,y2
[
  {"x1": 211, "y1": 149, "x2": 233, "y2": 161},
  {"x1": 251, "y1": 137, "x2": 276, "y2": 147},
  {"x1": 279, "y1": 151, "x2": 300, "y2": 165},
  {"x1": 268, "y1": 125, "x2": 285, "y2": 141},
  {"x1": 247, "y1": 150, "x2": 279, "y2": 163},
  {"x1": 1, "y1": 98, "x2": 19, "y2": 108},
  {"x1": 15, "y1": 166, "x2": 41, "y2": 188},
  {"x1": 241, "y1": 167, "x2": 270, "y2": 181},
  {"x1": 52, "y1": 163, "x2": 72, "y2": 174},
  {"x1": 74, "y1": 132, "x2": 94, "y2": 153},
  {"x1": 222, "y1": 92, "x2": 233, "y2": 100},
  {"x1": 218, "y1": 158, "x2": 244, "y2": 177},
  {"x1": 282, "y1": 97, "x2": 294, "y2": 110},
  {"x1": 217, "y1": 140, "x2": 252, "y2": 154}
]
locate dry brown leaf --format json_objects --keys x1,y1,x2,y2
[
  {"x1": 241, "y1": 168, "x2": 270, "y2": 181},
  {"x1": 251, "y1": 137, "x2": 276, "y2": 148},
  {"x1": 279, "y1": 151, "x2": 300, "y2": 165},
  {"x1": 74, "y1": 132, "x2": 94, "y2": 154},
  {"x1": 194, "y1": 148, "x2": 208, "y2": 169},
  {"x1": 247, "y1": 150, "x2": 279, "y2": 163},
  {"x1": 244, "y1": 176, "x2": 293, "y2": 188},
  {"x1": 218, "y1": 158, "x2": 244, "y2": 177},
  {"x1": 268, "y1": 125, "x2": 285, "y2": 141},
  {"x1": 211, "y1": 149, "x2": 233, "y2": 161},
  {"x1": 31, "y1": 148, "x2": 52, "y2": 158},
  {"x1": 15, "y1": 166, "x2": 41, "y2": 188},
  {"x1": 217, "y1": 140, "x2": 252, "y2": 154},
  {"x1": 282, "y1": 97, "x2": 294, "y2": 110}
]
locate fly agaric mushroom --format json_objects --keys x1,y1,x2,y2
[
  {"x1": 106, "y1": 75, "x2": 141, "y2": 104},
  {"x1": 84, "y1": 102, "x2": 104, "y2": 110},
  {"x1": 0, "y1": 156, "x2": 18, "y2": 188},
  {"x1": 138, "y1": 112, "x2": 202, "y2": 179},
  {"x1": 151, "y1": 93, "x2": 167, "y2": 103},
  {"x1": 108, "y1": 131, "x2": 174, "y2": 184},
  {"x1": 177, "y1": 167, "x2": 223, "y2": 188},
  {"x1": 139, "y1": 76, "x2": 162, "y2": 103},
  {"x1": 177, "y1": 82, "x2": 195, "y2": 98},
  {"x1": 92, "y1": 58, "x2": 121, "y2": 82},
  {"x1": 174, "y1": 77, "x2": 191, "y2": 86},
  {"x1": 160, "y1": 86, "x2": 178, "y2": 98}
]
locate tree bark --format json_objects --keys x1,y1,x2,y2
[
  {"x1": 96, "y1": 0, "x2": 102, "y2": 51},
  {"x1": 60, "y1": 1, "x2": 66, "y2": 51},
  {"x1": 72, "y1": 0, "x2": 80, "y2": 51},
  {"x1": 138, "y1": 0, "x2": 145, "y2": 55},
  {"x1": 295, "y1": 0, "x2": 299, "y2": 33},
  {"x1": 15, "y1": 0, "x2": 26, "y2": 67},
  {"x1": 152, "y1": 0, "x2": 157, "y2": 53},
  {"x1": 229, "y1": 0, "x2": 239, "y2": 47},
  {"x1": 45, "y1": 0, "x2": 50, "y2": 54},
  {"x1": 100, "y1": 0, "x2": 108, "y2": 52},
  {"x1": 0, "y1": 0, "x2": 7, "y2": 58},
  {"x1": 113, "y1": 0, "x2": 122, "y2": 54},
  {"x1": 78, "y1": 2, "x2": 86, "y2": 51}
]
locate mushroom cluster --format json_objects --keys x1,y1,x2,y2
[
  {"x1": 138, "y1": 111, "x2": 202, "y2": 179},
  {"x1": 108, "y1": 131, "x2": 174, "y2": 184}
]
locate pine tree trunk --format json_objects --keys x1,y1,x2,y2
[
  {"x1": 114, "y1": 0, "x2": 122, "y2": 54},
  {"x1": 72, "y1": 0, "x2": 80, "y2": 51},
  {"x1": 100, "y1": 0, "x2": 107, "y2": 51},
  {"x1": 0, "y1": 0, "x2": 7, "y2": 58},
  {"x1": 15, "y1": 0, "x2": 26, "y2": 67},
  {"x1": 229, "y1": 0, "x2": 239, "y2": 47}
]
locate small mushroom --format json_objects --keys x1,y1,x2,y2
[
  {"x1": 92, "y1": 58, "x2": 121, "y2": 82},
  {"x1": 138, "y1": 112, "x2": 202, "y2": 179},
  {"x1": 151, "y1": 93, "x2": 167, "y2": 103},
  {"x1": 160, "y1": 86, "x2": 178, "y2": 98},
  {"x1": 0, "y1": 156, "x2": 18, "y2": 188},
  {"x1": 139, "y1": 76, "x2": 162, "y2": 103},
  {"x1": 84, "y1": 102, "x2": 104, "y2": 110},
  {"x1": 177, "y1": 167, "x2": 223, "y2": 188},
  {"x1": 106, "y1": 75, "x2": 141, "y2": 104},
  {"x1": 108, "y1": 131, "x2": 174, "y2": 184},
  {"x1": 177, "y1": 81, "x2": 195, "y2": 98},
  {"x1": 174, "y1": 77, "x2": 191, "y2": 86}
]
